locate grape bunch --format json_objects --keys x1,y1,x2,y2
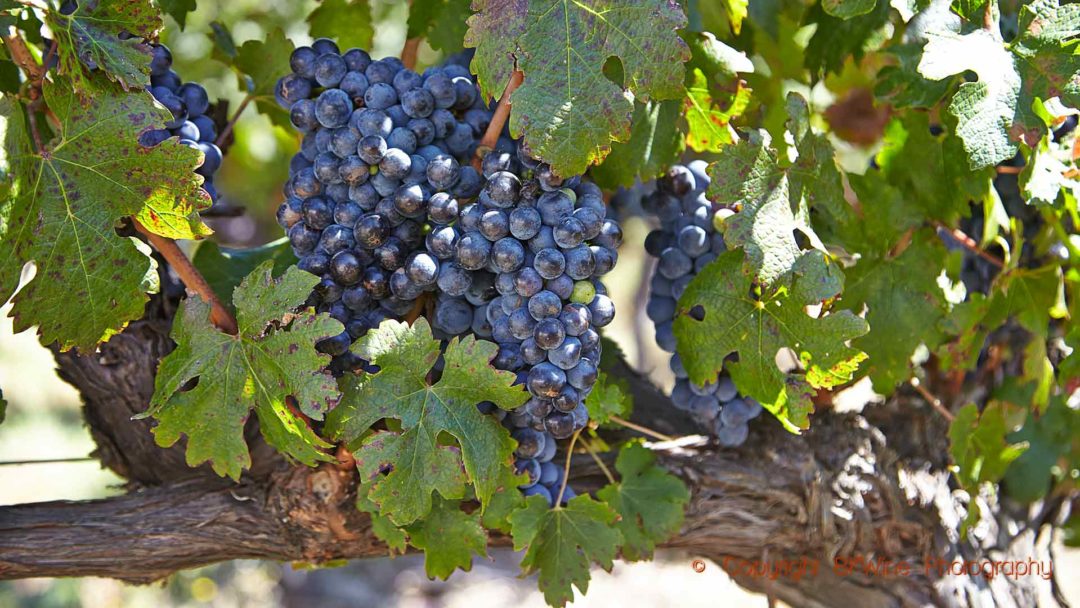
[
  {"x1": 461, "y1": 155, "x2": 620, "y2": 506},
  {"x1": 272, "y1": 40, "x2": 493, "y2": 371},
  {"x1": 643, "y1": 162, "x2": 762, "y2": 447},
  {"x1": 272, "y1": 39, "x2": 621, "y2": 506},
  {"x1": 139, "y1": 44, "x2": 225, "y2": 207}
]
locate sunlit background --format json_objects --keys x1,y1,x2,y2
[{"x1": 1, "y1": 0, "x2": 1078, "y2": 606}]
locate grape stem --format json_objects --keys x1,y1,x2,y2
[
  {"x1": 215, "y1": 93, "x2": 253, "y2": 149},
  {"x1": 132, "y1": 220, "x2": 239, "y2": 335},
  {"x1": 909, "y1": 377, "x2": 954, "y2": 422},
  {"x1": 608, "y1": 415, "x2": 675, "y2": 442},
  {"x1": 554, "y1": 428, "x2": 582, "y2": 507},
  {"x1": 1, "y1": 33, "x2": 45, "y2": 84},
  {"x1": 932, "y1": 220, "x2": 1004, "y2": 269},
  {"x1": 471, "y1": 69, "x2": 524, "y2": 171},
  {"x1": 403, "y1": 292, "x2": 429, "y2": 325},
  {"x1": 400, "y1": 38, "x2": 420, "y2": 71},
  {"x1": 582, "y1": 438, "x2": 616, "y2": 485}
]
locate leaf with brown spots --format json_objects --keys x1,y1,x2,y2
[
  {"x1": 673, "y1": 250, "x2": 868, "y2": 432},
  {"x1": 918, "y1": 0, "x2": 1080, "y2": 170},
  {"x1": 0, "y1": 76, "x2": 210, "y2": 352},
  {"x1": 143, "y1": 263, "x2": 340, "y2": 481},
  {"x1": 326, "y1": 318, "x2": 529, "y2": 525},
  {"x1": 466, "y1": 0, "x2": 690, "y2": 176},
  {"x1": 46, "y1": 0, "x2": 162, "y2": 89}
]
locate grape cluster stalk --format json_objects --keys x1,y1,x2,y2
[
  {"x1": 273, "y1": 40, "x2": 623, "y2": 506},
  {"x1": 639, "y1": 162, "x2": 763, "y2": 446}
]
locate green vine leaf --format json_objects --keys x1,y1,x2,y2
[
  {"x1": 843, "y1": 229, "x2": 948, "y2": 394},
  {"x1": 326, "y1": 318, "x2": 528, "y2": 525},
  {"x1": 596, "y1": 442, "x2": 688, "y2": 561},
  {"x1": 232, "y1": 28, "x2": 295, "y2": 130},
  {"x1": 192, "y1": 238, "x2": 297, "y2": 314},
  {"x1": 589, "y1": 100, "x2": 682, "y2": 188},
  {"x1": 939, "y1": 265, "x2": 1064, "y2": 371},
  {"x1": 674, "y1": 250, "x2": 868, "y2": 431},
  {"x1": 706, "y1": 94, "x2": 841, "y2": 286},
  {"x1": 918, "y1": 0, "x2": 1080, "y2": 169},
  {"x1": 466, "y1": 0, "x2": 690, "y2": 176},
  {"x1": 950, "y1": 402, "x2": 1029, "y2": 494},
  {"x1": 144, "y1": 264, "x2": 340, "y2": 480},
  {"x1": 307, "y1": 0, "x2": 373, "y2": 51},
  {"x1": 406, "y1": 496, "x2": 489, "y2": 579},
  {"x1": 510, "y1": 494, "x2": 622, "y2": 608},
  {"x1": 46, "y1": 0, "x2": 162, "y2": 89},
  {"x1": 0, "y1": 77, "x2": 209, "y2": 351},
  {"x1": 804, "y1": 0, "x2": 891, "y2": 76},
  {"x1": 157, "y1": 0, "x2": 197, "y2": 29},
  {"x1": 1004, "y1": 395, "x2": 1080, "y2": 503},
  {"x1": 408, "y1": 0, "x2": 472, "y2": 53},
  {"x1": 822, "y1": 0, "x2": 876, "y2": 19},
  {"x1": 584, "y1": 370, "x2": 631, "y2": 425}
]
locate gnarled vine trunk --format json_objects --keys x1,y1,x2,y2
[{"x1": 0, "y1": 285, "x2": 1070, "y2": 608}]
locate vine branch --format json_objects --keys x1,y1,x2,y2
[
  {"x1": 131, "y1": 220, "x2": 238, "y2": 335},
  {"x1": 933, "y1": 220, "x2": 1004, "y2": 269},
  {"x1": 215, "y1": 94, "x2": 252, "y2": 148},
  {"x1": 400, "y1": 38, "x2": 420, "y2": 71},
  {"x1": 1, "y1": 32, "x2": 44, "y2": 84},
  {"x1": 471, "y1": 69, "x2": 523, "y2": 171}
]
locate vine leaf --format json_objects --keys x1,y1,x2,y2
[
  {"x1": 804, "y1": 0, "x2": 891, "y2": 76},
  {"x1": 466, "y1": 0, "x2": 690, "y2": 176},
  {"x1": 192, "y1": 238, "x2": 297, "y2": 314},
  {"x1": 326, "y1": 318, "x2": 528, "y2": 525},
  {"x1": 232, "y1": 28, "x2": 295, "y2": 130},
  {"x1": 405, "y1": 496, "x2": 489, "y2": 579},
  {"x1": 1004, "y1": 396, "x2": 1080, "y2": 503},
  {"x1": 46, "y1": 0, "x2": 161, "y2": 89},
  {"x1": 510, "y1": 494, "x2": 622, "y2": 608},
  {"x1": 157, "y1": 0, "x2": 197, "y2": 29},
  {"x1": 950, "y1": 402, "x2": 1028, "y2": 496},
  {"x1": 822, "y1": 0, "x2": 876, "y2": 19},
  {"x1": 939, "y1": 265, "x2": 1064, "y2": 371},
  {"x1": 681, "y1": 32, "x2": 753, "y2": 152},
  {"x1": 584, "y1": 371, "x2": 631, "y2": 425},
  {"x1": 684, "y1": 67, "x2": 750, "y2": 152},
  {"x1": 408, "y1": 0, "x2": 472, "y2": 53},
  {"x1": 307, "y1": 0, "x2": 373, "y2": 51},
  {"x1": 673, "y1": 250, "x2": 868, "y2": 432},
  {"x1": 0, "y1": 77, "x2": 209, "y2": 352},
  {"x1": 596, "y1": 442, "x2": 688, "y2": 561},
  {"x1": 707, "y1": 94, "x2": 841, "y2": 286},
  {"x1": 144, "y1": 263, "x2": 340, "y2": 481},
  {"x1": 590, "y1": 100, "x2": 682, "y2": 188},
  {"x1": 918, "y1": 0, "x2": 1080, "y2": 169},
  {"x1": 842, "y1": 228, "x2": 948, "y2": 394}
]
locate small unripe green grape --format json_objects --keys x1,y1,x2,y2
[{"x1": 571, "y1": 280, "x2": 595, "y2": 304}]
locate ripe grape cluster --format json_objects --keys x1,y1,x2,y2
[
  {"x1": 140, "y1": 44, "x2": 225, "y2": 207},
  {"x1": 470, "y1": 161, "x2": 620, "y2": 506},
  {"x1": 642, "y1": 162, "x2": 762, "y2": 447},
  {"x1": 273, "y1": 39, "x2": 492, "y2": 373},
  {"x1": 272, "y1": 41, "x2": 621, "y2": 506}
]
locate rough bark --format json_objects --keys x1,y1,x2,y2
[{"x1": 0, "y1": 284, "x2": 1067, "y2": 608}]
